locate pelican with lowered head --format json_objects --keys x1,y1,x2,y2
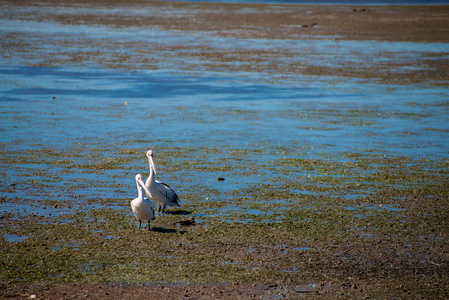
[
  {"x1": 145, "y1": 150, "x2": 181, "y2": 215},
  {"x1": 131, "y1": 173, "x2": 155, "y2": 230}
]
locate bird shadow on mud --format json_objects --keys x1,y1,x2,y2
[
  {"x1": 164, "y1": 210, "x2": 191, "y2": 215},
  {"x1": 150, "y1": 226, "x2": 184, "y2": 234}
]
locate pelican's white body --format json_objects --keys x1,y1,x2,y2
[
  {"x1": 131, "y1": 174, "x2": 155, "y2": 230},
  {"x1": 145, "y1": 150, "x2": 181, "y2": 214}
]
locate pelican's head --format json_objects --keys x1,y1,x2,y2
[
  {"x1": 146, "y1": 150, "x2": 157, "y2": 174},
  {"x1": 135, "y1": 173, "x2": 153, "y2": 198}
]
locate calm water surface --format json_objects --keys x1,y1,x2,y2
[{"x1": 0, "y1": 4, "x2": 448, "y2": 218}]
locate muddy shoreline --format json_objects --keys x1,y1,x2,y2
[
  {"x1": 2, "y1": 0, "x2": 449, "y2": 85},
  {"x1": 1, "y1": 0, "x2": 449, "y2": 299}
]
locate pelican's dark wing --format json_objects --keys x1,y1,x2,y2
[{"x1": 155, "y1": 181, "x2": 180, "y2": 206}]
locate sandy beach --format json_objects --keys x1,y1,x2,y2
[{"x1": 1, "y1": 0, "x2": 448, "y2": 298}]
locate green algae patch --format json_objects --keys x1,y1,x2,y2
[
  {"x1": 2, "y1": 170, "x2": 448, "y2": 289},
  {"x1": 1, "y1": 137, "x2": 449, "y2": 298}
]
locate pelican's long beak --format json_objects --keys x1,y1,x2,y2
[
  {"x1": 149, "y1": 155, "x2": 157, "y2": 175},
  {"x1": 137, "y1": 178, "x2": 153, "y2": 198}
]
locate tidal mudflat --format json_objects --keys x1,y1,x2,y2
[{"x1": 1, "y1": 0, "x2": 448, "y2": 298}]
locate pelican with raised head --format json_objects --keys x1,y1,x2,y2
[
  {"x1": 145, "y1": 150, "x2": 181, "y2": 215},
  {"x1": 131, "y1": 173, "x2": 155, "y2": 230}
]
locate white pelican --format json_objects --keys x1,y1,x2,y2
[
  {"x1": 145, "y1": 150, "x2": 181, "y2": 215},
  {"x1": 131, "y1": 174, "x2": 155, "y2": 230}
]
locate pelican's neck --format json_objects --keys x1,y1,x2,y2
[
  {"x1": 145, "y1": 159, "x2": 155, "y2": 188},
  {"x1": 136, "y1": 181, "x2": 143, "y2": 200}
]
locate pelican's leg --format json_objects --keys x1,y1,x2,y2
[
  {"x1": 158, "y1": 205, "x2": 162, "y2": 216},
  {"x1": 148, "y1": 220, "x2": 151, "y2": 231},
  {"x1": 138, "y1": 220, "x2": 142, "y2": 230},
  {"x1": 162, "y1": 204, "x2": 166, "y2": 215}
]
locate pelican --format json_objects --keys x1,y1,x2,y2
[
  {"x1": 145, "y1": 150, "x2": 181, "y2": 215},
  {"x1": 131, "y1": 174, "x2": 155, "y2": 230}
]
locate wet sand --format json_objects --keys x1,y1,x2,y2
[{"x1": 1, "y1": 0, "x2": 449, "y2": 299}]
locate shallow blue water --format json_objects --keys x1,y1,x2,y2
[
  {"x1": 0, "y1": 3, "x2": 448, "y2": 219},
  {"x1": 1, "y1": 66, "x2": 448, "y2": 157}
]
